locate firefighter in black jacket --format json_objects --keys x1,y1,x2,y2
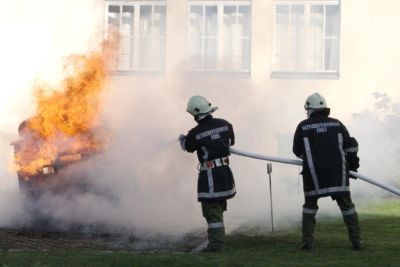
[
  {"x1": 179, "y1": 95, "x2": 236, "y2": 252},
  {"x1": 293, "y1": 92, "x2": 363, "y2": 250}
]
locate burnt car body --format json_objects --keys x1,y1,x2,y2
[
  {"x1": 12, "y1": 119, "x2": 99, "y2": 197},
  {"x1": 11, "y1": 119, "x2": 113, "y2": 230}
]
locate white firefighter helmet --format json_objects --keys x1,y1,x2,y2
[
  {"x1": 304, "y1": 92, "x2": 328, "y2": 110},
  {"x1": 186, "y1": 95, "x2": 218, "y2": 120}
]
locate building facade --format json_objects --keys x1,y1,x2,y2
[{"x1": 102, "y1": 0, "x2": 400, "y2": 154}]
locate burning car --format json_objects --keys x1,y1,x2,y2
[
  {"x1": 12, "y1": 117, "x2": 108, "y2": 198},
  {"x1": 7, "y1": 37, "x2": 119, "y2": 231},
  {"x1": 11, "y1": 49, "x2": 112, "y2": 202}
]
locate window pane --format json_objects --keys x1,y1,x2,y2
[
  {"x1": 107, "y1": 2, "x2": 166, "y2": 71},
  {"x1": 154, "y1": 5, "x2": 166, "y2": 36},
  {"x1": 139, "y1": 6, "x2": 152, "y2": 69},
  {"x1": 276, "y1": 5, "x2": 289, "y2": 36},
  {"x1": 291, "y1": 5, "x2": 304, "y2": 70},
  {"x1": 326, "y1": 5, "x2": 339, "y2": 37},
  {"x1": 274, "y1": 5, "x2": 305, "y2": 71},
  {"x1": 108, "y1": 5, "x2": 120, "y2": 28},
  {"x1": 150, "y1": 5, "x2": 166, "y2": 69},
  {"x1": 274, "y1": 5, "x2": 289, "y2": 70},
  {"x1": 239, "y1": 5, "x2": 251, "y2": 37},
  {"x1": 122, "y1": 6, "x2": 134, "y2": 36},
  {"x1": 120, "y1": 6, "x2": 134, "y2": 69},
  {"x1": 189, "y1": 5, "x2": 203, "y2": 68},
  {"x1": 221, "y1": 5, "x2": 251, "y2": 71},
  {"x1": 310, "y1": 5, "x2": 323, "y2": 29},
  {"x1": 140, "y1": 5, "x2": 152, "y2": 36},
  {"x1": 108, "y1": 6, "x2": 124, "y2": 69},
  {"x1": 139, "y1": 36, "x2": 165, "y2": 70},
  {"x1": 309, "y1": 5, "x2": 324, "y2": 70},
  {"x1": 190, "y1": 5, "x2": 203, "y2": 36},
  {"x1": 291, "y1": 5, "x2": 304, "y2": 30},
  {"x1": 205, "y1": 6, "x2": 218, "y2": 36},
  {"x1": 223, "y1": 5, "x2": 236, "y2": 37},
  {"x1": 223, "y1": 37, "x2": 250, "y2": 70},
  {"x1": 325, "y1": 39, "x2": 339, "y2": 70},
  {"x1": 273, "y1": 2, "x2": 340, "y2": 74},
  {"x1": 189, "y1": 3, "x2": 251, "y2": 71}
]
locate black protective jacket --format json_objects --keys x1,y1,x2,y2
[
  {"x1": 293, "y1": 110, "x2": 359, "y2": 198},
  {"x1": 184, "y1": 115, "x2": 236, "y2": 202}
]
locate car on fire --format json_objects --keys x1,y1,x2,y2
[{"x1": 12, "y1": 117, "x2": 108, "y2": 199}]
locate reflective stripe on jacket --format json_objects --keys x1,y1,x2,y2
[
  {"x1": 185, "y1": 116, "x2": 236, "y2": 202},
  {"x1": 293, "y1": 111, "x2": 359, "y2": 198}
]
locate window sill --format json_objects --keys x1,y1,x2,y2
[{"x1": 270, "y1": 71, "x2": 340, "y2": 80}]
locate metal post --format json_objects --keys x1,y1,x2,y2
[{"x1": 267, "y1": 163, "x2": 274, "y2": 232}]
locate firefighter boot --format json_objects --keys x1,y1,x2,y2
[
  {"x1": 343, "y1": 212, "x2": 363, "y2": 250},
  {"x1": 302, "y1": 212, "x2": 316, "y2": 250},
  {"x1": 203, "y1": 226, "x2": 225, "y2": 252},
  {"x1": 201, "y1": 201, "x2": 226, "y2": 252}
]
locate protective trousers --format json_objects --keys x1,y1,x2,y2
[
  {"x1": 201, "y1": 200, "x2": 227, "y2": 250},
  {"x1": 302, "y1": 195, "x2": 361, "y2": 245}
]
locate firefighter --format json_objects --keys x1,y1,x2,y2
[
  {"x1": 179, "y1": 95, "x2": 236, "y2": 252},
  {"x1": 293, "y1": 92, "x2": 364, "y2": 250}
]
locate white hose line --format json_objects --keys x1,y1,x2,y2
[
  {"x1": 231, "y1": 148, "x2": 302, "y2": 166},
  {"x1": 350, "y1": 171, "x2": 400, "y2": 197},
  {"x1": 230, "y1": 147, "x2": 400, "y2": 197}
]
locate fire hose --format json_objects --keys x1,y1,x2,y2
[{"x1": 230, "y1": 147, "x2": 400, "y2": 197}]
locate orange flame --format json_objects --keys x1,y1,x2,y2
[{"x1": 13, "y1": 37, "x2": 118, "y2": 177}]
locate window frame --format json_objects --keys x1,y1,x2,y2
[
  {"x1": 271, "y1": 0, "x2": 341, "y2": 79},
  {"x1": 105, "y1": 0, "x2": 166, "y2": 74},
  {"x1": 187, "y1": 0, "x2": 252, "y2": 74}
]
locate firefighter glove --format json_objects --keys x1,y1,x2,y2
[
  {"x1": 349, "y1": 170, "x2": 358, "y2": 180},
  {"x1": 178, "y1": 134, "x2": 186, "y2": 151}
]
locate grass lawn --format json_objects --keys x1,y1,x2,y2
[{"x1": 1, "y1": 200, "x2": 400, "y2": 267}]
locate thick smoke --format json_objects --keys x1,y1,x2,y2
[
  {"x1": 0, "y1": 0, "x2": 107, "y2": 229},
  {"x1": 0, "y1": 0, "x2": 400, "y2": 237},
  {"x1": 349, "y1": 93, "x2": 400, "y2": 199}
]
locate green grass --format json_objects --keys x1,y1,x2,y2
[{"x1": 1, "y1": 200, "x2": 400, "y2": 267}]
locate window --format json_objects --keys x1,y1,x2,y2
[
  {"x1": 272, "y1": 0, "x2": 340, "y2": 78},
  {"x1": 106, "y1": 1, "x2": 166, "y2": 71},
  {"x1": 188, "y1": 1, "x2": 251, "y2": 72}
]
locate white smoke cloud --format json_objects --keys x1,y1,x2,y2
[
  {"x1": 0, "y1": 0, "x2": 106, "y2": 228},
  {"x1": 349, "y1": 93, "x2": 400, "y2": 199}
]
